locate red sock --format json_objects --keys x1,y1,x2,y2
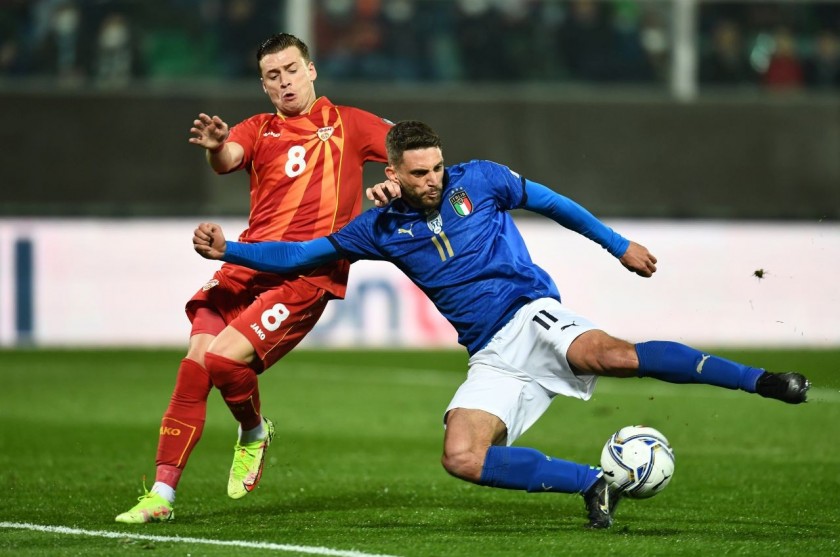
[
  {"x1": 204, "y1": 352, "x2": 262, "y2": 431},
  {"x1": 154, "y1": 358, "x2": 212, "y2": 488}
]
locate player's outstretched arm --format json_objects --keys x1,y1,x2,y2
[
  {"x1": 619, "y1": 241, "x2": 657, "y2": 277},
  {"x1": 192, "y1": 224, "x2": 342, "y2": 275},
  {"x1": 522, "y1": 180, "x2": 629, "y2": 258},
  {"x1": 522, "y1": 180, "x2": 657, "y2": 278},
  {"x1": 188, "y1": 113, "x2": 244, "y2": 173},
  {"x1": 193, "y1": 222, "x2": 227, "y2": 260}
]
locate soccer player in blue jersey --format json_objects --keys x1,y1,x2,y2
[{"x1": 192, "y1": 120, "x2": 810, "y2": 529}]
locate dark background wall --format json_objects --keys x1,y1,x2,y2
[{"x1": 2, "y1": 86, "x2": 838, "y2": 220}]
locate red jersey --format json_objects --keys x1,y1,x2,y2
[{"x1": 224, "y1": 96, "x2": 391, "y2": 298}]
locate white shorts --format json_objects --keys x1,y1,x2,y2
[{"x1": 445, "y1": 298, "x2": 598, "y2": 445}]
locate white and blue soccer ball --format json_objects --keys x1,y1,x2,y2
[{"x1": 600, "y1": 425, "x2": 675, "y2": 499}]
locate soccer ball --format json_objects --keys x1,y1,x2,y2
[{"x1": 600, "y1": 425, "x2": 675, "y2": 499}]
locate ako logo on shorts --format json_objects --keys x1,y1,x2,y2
[
  {"x1": 449, "y1": 188, "x2": 473, "y2": 217},
  {"x1": 202, "y1": 279, "x2": 219, "y2": 292}
]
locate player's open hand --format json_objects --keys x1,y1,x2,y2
[
  {"x1": 366, "y1": 179, "x2": 402, "y2": 207},
  {"x1": 193, "y1": 222, "x2": 227, "y2": 260},
  {"x1": 189, "y1": 113, "x2": 230, "y2": 151},
  {"x1": 619, "y1": 241, "x2": 657, "y2": 277}
]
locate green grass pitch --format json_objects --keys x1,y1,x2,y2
[{"x1": 1, "y1": 348, "x2": 838, "y2": 556}]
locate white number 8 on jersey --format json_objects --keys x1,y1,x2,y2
[
  {"x1": 285, "y1": 145, "x2": 307, "y2": 177},
  {"x1": 261, "y1": 303, "x2": 290, "y2": 332}
]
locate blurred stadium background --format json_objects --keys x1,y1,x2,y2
[{"x1": 0, "y1": 0, "x2": 838, "y2": 349}]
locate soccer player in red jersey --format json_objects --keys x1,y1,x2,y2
[{"x1": 116, "y1": 33, "x2": 392, "y2": 523}]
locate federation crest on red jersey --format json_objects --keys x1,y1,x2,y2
[
  {"x1": 317, "y1": 126, "x2": 334, "y2": 141},
  {"x1": 449, "y1": 188, "x2": 473, "y2": 217}
]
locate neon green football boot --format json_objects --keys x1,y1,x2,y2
[
  {"x1": 115, "y1": 482, "x2": 174, "y2": 524},
  {"x1": 228, "y1": 417, "x2": 275, "y2": 499}
]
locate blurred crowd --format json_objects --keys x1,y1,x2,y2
[
  {"x1": 0, "y1": 0, "x2": 838, "y2": 90},
  {"x1": 699, "y1": 2, "x2": 840, "y2": 90},
  {"x1": 0, "y1": 0, "x2": 281, "y2": 87}
]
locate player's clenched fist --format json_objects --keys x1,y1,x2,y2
[
  {"x1": 619, "y1": 241, "x2": 657, "y2": 278},
  {"x1": 193, "y1": 222, "x2": 227, "y2": 260},
  {"x1": 365, "y1": 179, "x2": 402, "y2": 207}
]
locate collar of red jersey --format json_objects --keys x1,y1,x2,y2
[{"x1": 275, "y1": 96, "x2": 332, "y2": 120}]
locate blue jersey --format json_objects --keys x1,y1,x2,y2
[
  {"x1": 330, "y1": 161, "x2": 560, "y2": 353},
  {"x1": 223, "y1": 159, "x2": 629, "y2": 355}
]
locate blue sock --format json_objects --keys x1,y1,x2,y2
[
  {"x1": 635, "y1": 341, "x2": 764, "y2": 392},
  {"x1": 479, "y1": 446, "x2": 601, "y2": 494}
]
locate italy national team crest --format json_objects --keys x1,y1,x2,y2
[
  {"x1": 317, "y1": 126, "x2": 334, "y2": 141},
  {"x1": 449, "y1": 188, "x2": 473, "y2": 217}
]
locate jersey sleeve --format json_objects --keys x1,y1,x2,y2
[
  {"x1": 223, "y1": 236, "x2": 340, "y2": 274},
  {"x1": 473, "y1": 160, "x2": 527, "y2": 210},
  {"x1": 522, "y1": 179, "x2": 629, "y2": 257},
  {"x1": 327, "y1": 210, "x2": 387, "y2": 261},
  {"x1": 343, "y1": 107, "x2": 392, "y2": 162},
  {"x1": 224, "y1": 114, "x2": 264, "y2": 173}
]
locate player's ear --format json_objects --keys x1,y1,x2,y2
[
  {"x1": 307, "y1": 61, "x2": 317, "y2": 81},
  {"x1": 261, "y1": 78, "x2": 267, "y2": 94},
  {"x1": 384, "y1": 166, "x2": 397, "y2": 182}
]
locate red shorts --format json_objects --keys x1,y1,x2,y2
[{"x1": 186, "y1": 263, "x2": 331, "y2": 372}]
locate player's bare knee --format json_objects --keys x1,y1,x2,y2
[
  {"x1": 185, "y1": 333, "x2": 214, "y2": 367},
  {"x1": 596, "y1": 338, "x2": 638, "y2": 376},
  {"x1": 441, "y1": 446, "x2": 484, "y2": 482},
  {"x1": 570, "y1": 331, "x2": 637, "y2": 376},
  {"x1": 442, "y1": 408, "x2": 503, "y2": 482}
]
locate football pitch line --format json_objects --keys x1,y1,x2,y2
[{"x1": 0, "y1": 522, "x2": 401, "y2": 557}]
